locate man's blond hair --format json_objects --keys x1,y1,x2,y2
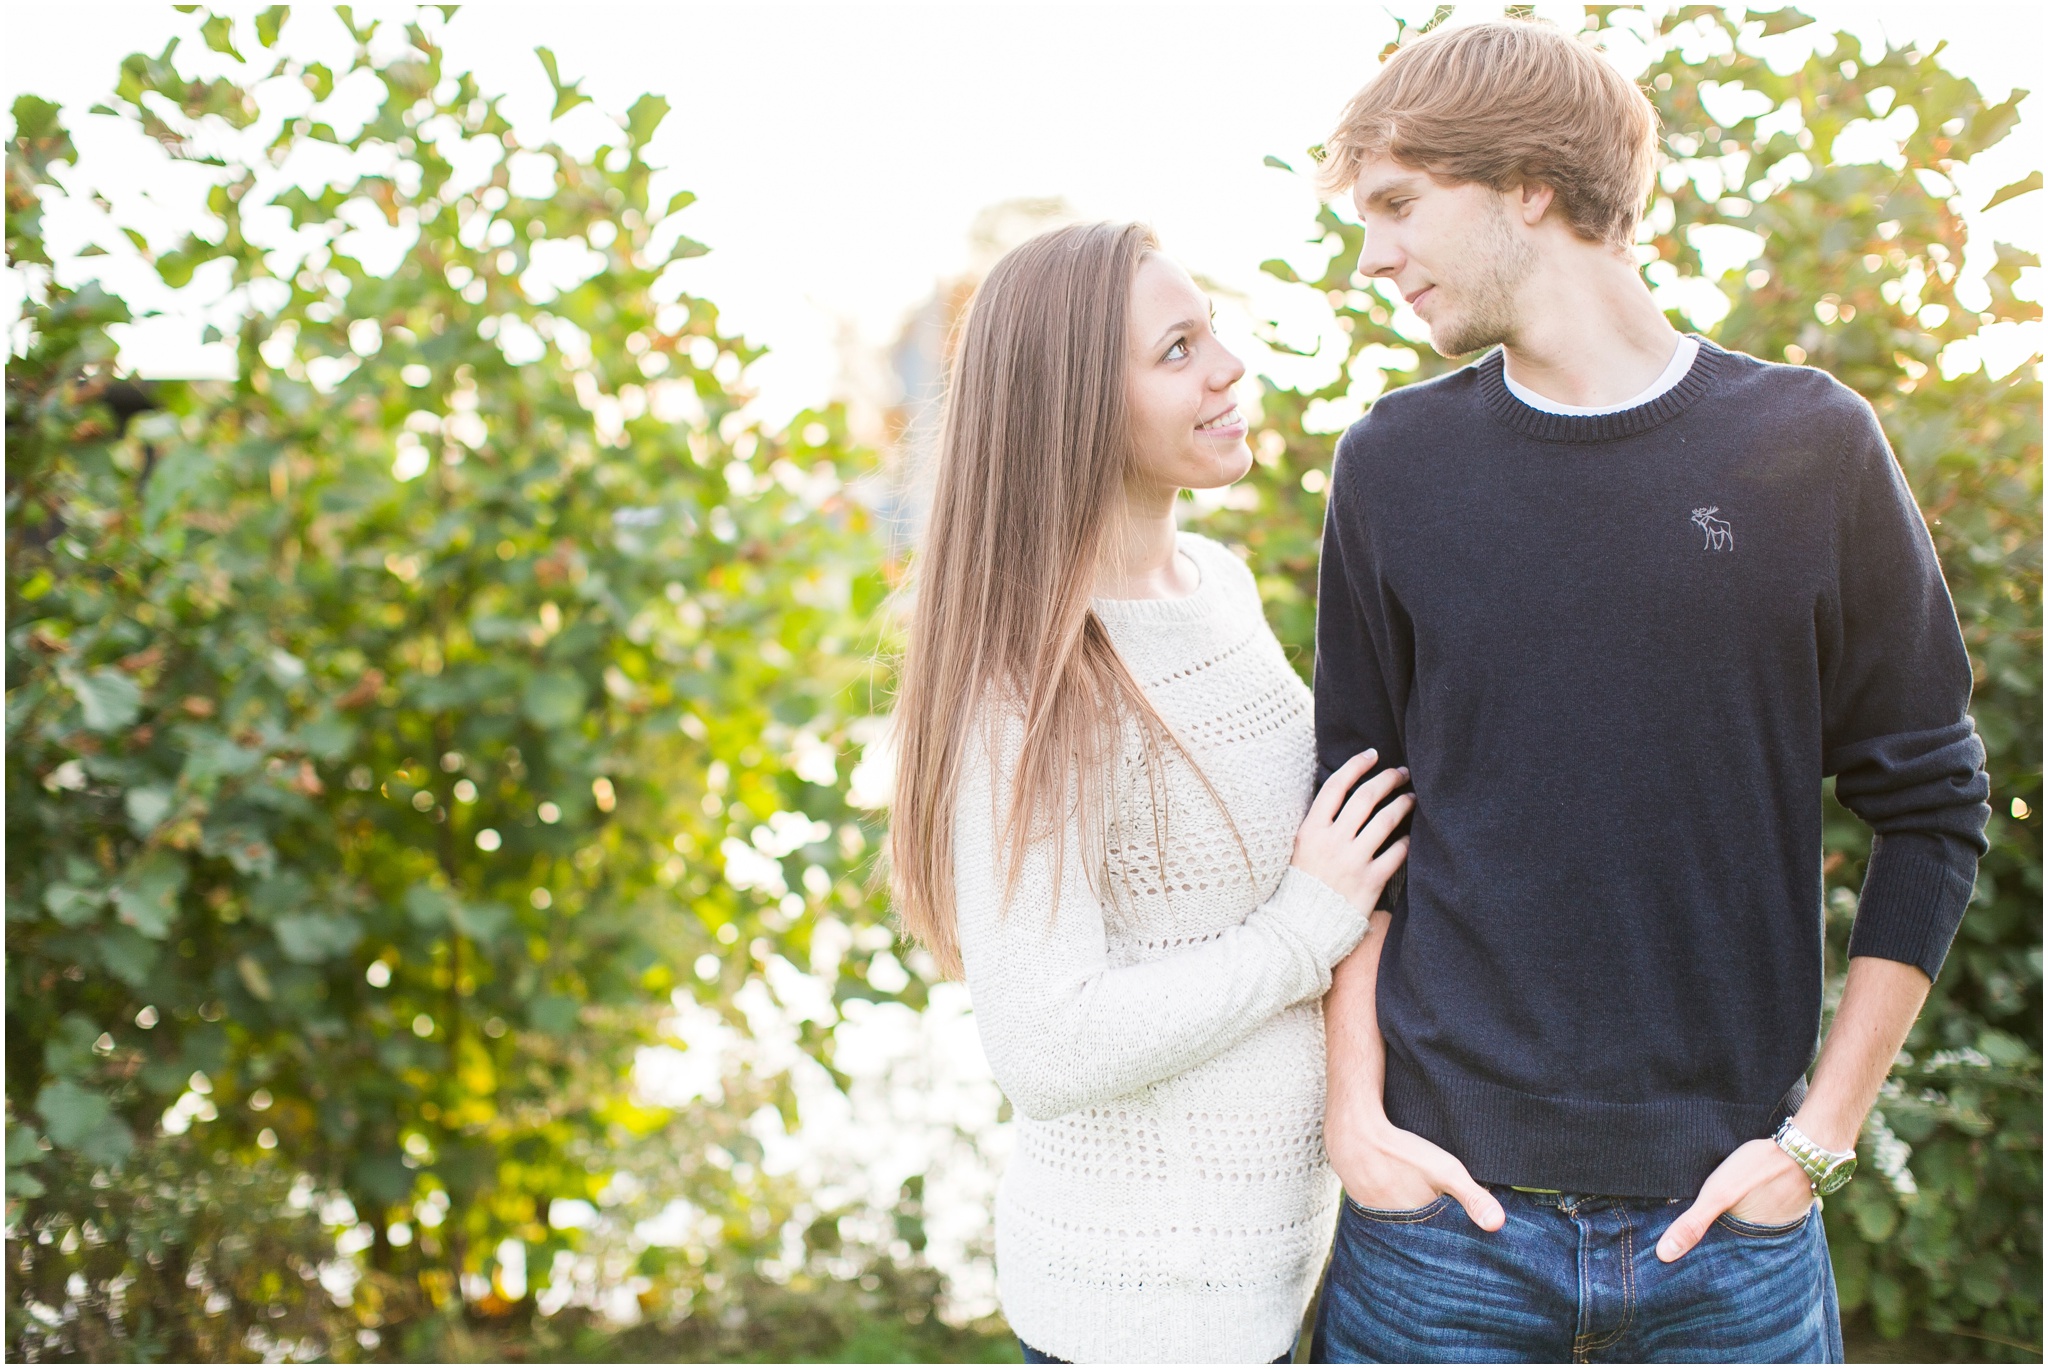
[{"x1": 1319, "y1": 19, "x2": 1660, "y2": 248}]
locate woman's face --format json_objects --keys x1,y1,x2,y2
[{"x1": 1124, "y1": 254, "x2": 1251, "y2": 501}]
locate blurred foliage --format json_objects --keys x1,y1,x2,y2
[
  {"x1": 1207, "y1": 6, "x2": 2041, "y2": 1360},
  {"x1": 6, "y1": 3, "x2": 2037, "y2": 1364},
  {"x1": 4, "y1": 10, "x2": 992, "y2": 1361}
]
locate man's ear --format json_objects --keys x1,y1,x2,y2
[{"x1": 1514, "y1": 181, "x2": 1555, "y2": 226}]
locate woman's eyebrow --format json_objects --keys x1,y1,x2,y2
[{"x1": 1152, "y1": 318, "x2": 1201, "y2": 348}]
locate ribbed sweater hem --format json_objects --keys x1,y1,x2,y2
[
  {"x1": 1000, "y1": 1259, "x2": 1323, "y2": 1365},
  {"x1": 1383, "y1": 1057, "x2": 1808, "y2": 1199}
]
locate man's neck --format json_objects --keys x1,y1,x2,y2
[{"x1": 1499, "y1": 252, "x2": 1682, "y2": 410}]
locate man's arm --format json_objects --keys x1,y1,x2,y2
[
  {"x1": 1662, "y1": 402, "x2": 1984, "y2": 1261},
  {"x1": 1324, "y1": 910, "x2": 1504, "y2": 1229},
  {"x1": 1657, "y1": 955, "x2": 1929, "y2": 1260},
  {"x1": 1314, "y1": 424, "x2": 1503, "y2": 1225}
]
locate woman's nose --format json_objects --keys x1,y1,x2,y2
[{"x1": 1212, "y1": 345, "x2": 1246, "y2": 389}]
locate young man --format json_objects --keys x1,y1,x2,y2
[{"x1": 1309, "y1": 19, "x2": 1990, "y2": 1363}]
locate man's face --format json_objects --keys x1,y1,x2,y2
[{"x1": 1349, "y1": 157, "x2": 1535, "y2": 357}]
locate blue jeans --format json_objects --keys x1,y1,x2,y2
[{"x1": 1312, "y1": 1186, "x2": 1842, "y2": 1363}]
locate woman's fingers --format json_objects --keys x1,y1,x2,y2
[
  {"x1": 1355, "y1": 792, "x2": 1414, "y2": 856},
  {"x1": 1367, "y1": 837, "x2": 1409, "y2": 883},
  {"x1": 1334, "y1": 763, "x2": 1409, "y2": 838},
  {"x1": 1307, "y1": 750, "x2": 1376, "y2": 826}
]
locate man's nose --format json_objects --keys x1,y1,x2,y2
[{"x1": 1356, "y1": 226, "x2": 1401, "y2": 279}]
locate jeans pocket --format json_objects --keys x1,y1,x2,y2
[
  {"x1": 1343, "y1": 1192, "x2": 1451, "y2": 1223},
  {"x1": 1715, "y1": 1202, "x2": 1815, "y2": 1239}
]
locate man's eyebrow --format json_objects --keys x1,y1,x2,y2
[{"x1": 1360, "y1": 176, "x2": 1424, "y2": 211}]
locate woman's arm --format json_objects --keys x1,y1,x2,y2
[{"x1": 955, "y1": 728, "x2": 1394, "y2": 1121}]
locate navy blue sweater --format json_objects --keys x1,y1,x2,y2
[{"x1": 1313, "y1": 339, "x2": 1989, "y2": 1198}]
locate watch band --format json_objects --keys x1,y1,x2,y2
[{"x1": 1774, "y1": 1118, "x2": 1855, "y2": 1193}]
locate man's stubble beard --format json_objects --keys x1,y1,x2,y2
[{"x1": 1428, "y1": 197, "x2": 1536, "y2": 359}]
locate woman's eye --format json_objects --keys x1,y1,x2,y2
[{"x1": 1164, "y1": 339, "x2": 1189, "y2": 361}]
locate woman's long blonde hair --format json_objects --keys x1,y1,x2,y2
[{"x1": 886, "y1": 221, "x2": 1226, "y2": 979}]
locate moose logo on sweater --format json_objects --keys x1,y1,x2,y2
[{"x1": 1691, "y1": 506, "x2": 1734, "y2": 550}]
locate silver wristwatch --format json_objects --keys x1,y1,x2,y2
[{"x1": 1774, "y1": 1118, "x2": 1857, "y2": 1195}]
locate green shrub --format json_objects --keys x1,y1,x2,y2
[{"x1": 5, "y1": 12, "x2": 934, "y2": 1358}]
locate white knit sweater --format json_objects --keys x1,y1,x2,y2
[{"x1": 954, "y1": 532, "x2": 1367, "y2": 1364}]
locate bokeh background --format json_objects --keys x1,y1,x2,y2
[{"x1": 5, "y1": 3, "x2": 2039, "y2": 1362}]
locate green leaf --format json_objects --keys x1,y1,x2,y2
[
  {"x1": 1260, "y1": 257, "x2": 1302, "y2": 285},
  {"x1": 141, "y1": 442, "x2": 213, "y2": 530},
  {"x1": 199, "y1": 14, "x2": 243, "y2": 60},
  {"x1": 43, "y1": 881, "x2": 104, "y2": 928},
  {"x1": 255, "y1": 5, "x2": 288, "y2": 47},
  {"x1": 111, "y1": 849, "x2": 186, "y2": 939},
  {"x1": 139, "y1": 1059, "x2": 190, "y2": 1095},
  {"x1": 1263, "y1": 155, "x2": 1295, "y2": 172},
  {"x1": 7, "y1": 1125, "x2": 43, "y2": 1166},
  {"x1": 274, "y1": 911, "x2": 364, "y2": 963},
  {"x1": 1755, "y1": 8, "x2": 1816, "y2": 35},
  {"x1": 35, "y1": 1080, "x2": 112, "y2": 1149},
  {"x1": 528, "y1": 994, "x2": 580, "y2": 1035},
  {"x1": 1849, "y1": 1190, "x2": 1900, "y2": 1242},
  {"x1": 247, "y1": 871, "x2": 311, "y2": 922},
  {"x1": 77, "y1": 1116, "x2": 135, "y2": 1167},
  {"x1": 94, "y1": 926, "x2": 159, "y2": 989},
  {"x1": 405, "y1": 884, "x2": 454, "y2": 929},
  {"x1": 348, "y1": 1150, "x2": 412, "y2": 1204},
  {"x1": 1966, "y1": 91, "x2": 2027, "y2": 155},
  {"x1": 64, "y1": 666, "x2": 142, "y2": 732},
  {"x1": 625, "y1": 93, "x2": 669, "y2": 150},
  {"x1": 451, "y1": 899, "x2": 512, "y2": 942},
  {"x1": 535, "y1": 47, "x2": 589, "y2": 120},
  {"x1": 237, "y1": 952, "x2": 275, "y2": 1001},
  {"x1": 155, "y1": 244, "x2": 212, "y2": 288},
  {"x1": 295, "y1": 712, "x2": 358, "y2": 761},
  {"x1": 1984, "y1": 171, "x2": 2042, "y2": 212},
  {"x1": 124, "y1": 784, "x2": 175, "y2": 834},
  {"x1": 44, "y1": 1014, "x2": 101, "y2": 1080},
  {"x1": 522, "y1": 668, "x2": 588, "y2": 729},
  {"x1": 1976, "y1": 1028, "x2": 2033, "y2": 1067}
]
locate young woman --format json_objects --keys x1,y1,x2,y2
[{"x1": 887, "y1": 222, "x2": 1411, "y2": 1364}]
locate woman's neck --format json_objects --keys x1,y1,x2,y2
[{"x1": 1095, "y1": 480, "x2": 1196, "y2": 601}]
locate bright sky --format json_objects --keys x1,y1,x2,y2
[{"x1": 5, "y1": 3, "x2": 2042, "y2": 430}]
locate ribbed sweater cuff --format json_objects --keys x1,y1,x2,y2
[
  {"x1": 1269, "y1": 867, "x2": 1369, "y2": 967},
  {"x1": 1847, "y1": 833, "x2": 1978, "y2": 981}
]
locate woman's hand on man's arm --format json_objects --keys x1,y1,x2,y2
[{"x1": 1291, "y1": 750, "x2": 1412, "y2": 914}]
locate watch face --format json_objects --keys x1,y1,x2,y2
[{"x1": 1814, "y1": 1154, "x2": 1857, "y2": 1195}]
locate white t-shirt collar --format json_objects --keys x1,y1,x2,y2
[{"x1": 1502, "y1": 335, "x2": 1700, "y2": 417}]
